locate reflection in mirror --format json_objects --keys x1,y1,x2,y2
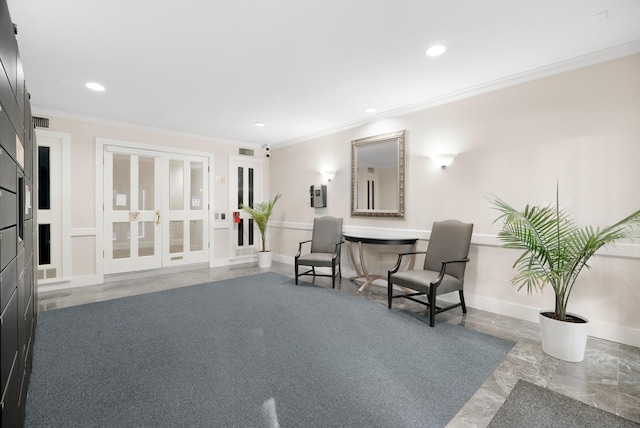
[{"x1": 351, "y1": 130, "x2": 405, "y2": 218}]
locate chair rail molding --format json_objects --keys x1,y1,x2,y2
[{"x1": 271, "y1": 222, "x2": 640, "y2": 258}]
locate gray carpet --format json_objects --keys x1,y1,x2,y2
[
  {"x1": 488, "y1": 380, "x2": 640, "y2": 428},
  {"x1": 25, "y1": 272, "x2": 514, "y2": 427}
]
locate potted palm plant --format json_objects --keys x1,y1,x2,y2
[
  {"x1": 489, "y1": 187, "x2": 640, "y2": 362},
  {"x1": 241, "y1": 193, "x2": 282, "y2": 267}
]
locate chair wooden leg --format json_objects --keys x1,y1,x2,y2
[
  {"x1": 429, "y1": 288, "x2": 436, "y2": 327},
  {"x1": 459, "y1": 290, "x2": 467, "y2": 313},
  {"x1": 295, "y1": 262, "x2": 299, "y2": 285},
  {"x1": 331, "y1": 263, "x2": 336, "y2": 289},
  {"x1": 387, "y1": 273, "x2": 393, "y2": 309}
]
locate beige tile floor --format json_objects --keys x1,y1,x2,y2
[{"x1": 37, "y1": 262, "x2": 640, "y2": 427}]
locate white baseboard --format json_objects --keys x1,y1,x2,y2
[
  {"x1": 37, "y1": 281, "x2": 74, "y2": 292},
  {"x1": 276, "y1": 247, "x2": 640, "y2": 348},
  {"x1": 212, "y1": 257, "x2": 257, "y2": 267},
  {"x1": 38, "y1": 274, "x2": 103, "y2": 292},
  {"x1": 586, "y1": 320, "x2": 640, "y2": 348},
  {"x1": 441, "y1": 293, "x2": 640, "y2": 348},
  {"x1": 273, "y1": 253, "x2": 294, "y2": 265},
  {"x1": 70, "y1": 274, "x2": 102, "y2": 288}
]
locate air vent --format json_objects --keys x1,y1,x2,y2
[
  {"x1": 239, "y1": 148, "x2": 254, "y2": 156},
  {"x1": 33, "y1": 116, "x2": 50, "y2": 129},
  {"x1": 235, "y1": 247, "x2": 257, "y2": 257}
]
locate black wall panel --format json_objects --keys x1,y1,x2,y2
[
  {"x1": 1, "y1": 289, "x2": 18, "y2": 397},
  {"x1": 0, "y1": 187, "x2": 16, "y2": 228},
  {"x1": 0, "y1": 1, "x2": 35, "y2": 425},
  {"x1": 0, "y1": 225, "x2": 16, "y2": 270},
  {"x1": 0, "y1": 0, "x2": 17, "y2": 127},
  {"x1": 23, "y1": 217, "x2": 31, "y2": 256},
  {"x1": 0, "y1": 255, "x2": 15, "y2": 309},
  {"x1": 1, "y1": 357, "x2": 19, "y2": 427},
  {"x1": 15, "y1": 50, "x2": 23, "y2": 124},
  {"x1": 0, "y1": 144, "x2": 16, "y2": 191}
]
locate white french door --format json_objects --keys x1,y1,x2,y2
[
  {"x1": 104, "y1": 150, "x2": 162, "y2": 273},
  {"x1": 104, "y1": 147, "x2": 209, "y2": 274},
  {"x1": 162, "y1": 156, "x2": 209, "y2": 266},
  {"x1": 228, "y1": 156, "x2": 263, "y2": 260}
]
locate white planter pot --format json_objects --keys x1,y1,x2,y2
[
  {"x1": 257, "y1": 251, "x2": 272, "y2": 268},
  {"x1": 538, "y1": 311, "x2": 589, "y2": 362}
]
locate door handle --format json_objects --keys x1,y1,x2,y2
[{"x1": 155, "y1": 210, "x2": 161, "y2": 225}]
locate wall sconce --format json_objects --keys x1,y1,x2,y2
[
  {"x1": 321, "y1": 170, "x2": 336, "y2": 182},
  {"x1": 429, "y1": 154, "x2": 457, "y2": 169}
]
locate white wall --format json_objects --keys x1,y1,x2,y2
[
  {"x1": 36, "y1": 53, "x2": 640, "y2": 346},
  {"x1": 36, "y1": 116, "x2": 266, "y2": 286},
  {"x1": 269, "y1": 53, "x2": 640, "y2": 346}
]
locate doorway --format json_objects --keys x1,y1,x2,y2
[
  {"x1": 35, "y1": 130, "x2": 71, "y2": 284},
  {"x1": 228, "y1": 155, "x2": 263, "y2": 261},
  {"x1": 103, "y1": 146, "x2": 210, "y2": 274}
]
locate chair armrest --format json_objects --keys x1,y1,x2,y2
[
  {"x1": 332, "y1": 240, "x2": 344, "y2": 259},
  {"x1": 433, "y1": 258, "x2": 470, "y2": 286},
  {"x1": 296, "y1": 240, "x2": 312, "y2": 258},
  {"x1": 441, "y1": 258, "x2": 470, "y2": 267},
  {"x1": 388, "y1": 251, "x2": 428, "y2": 275}
]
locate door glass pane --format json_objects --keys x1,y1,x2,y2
[
  {"x1": 113, "y1": 222, "x2": 131, "y2": 259},
  {"x1": 169, "y1": 160, "x2": 184, "y2": 210},
  {"x1": 38, "y1": 147, "x2": 50, "y2": 209},
  {"x1": 190, "y1": 162, "x2": 203, "y2": 211},
  {"x1": 170, "y1": 221, "x2": 184, "y2": 254},
  {"x1": 190, "y1": 220, "x2": 203, "y2": 251},
  {"x1": 113, "y1": 154, "x2": 130, "y2": 211},
  {"x1": 38, "y1": 223, "x2": 51, "y2": 264},
  {"x1": 237, "y1": 167, "x2": 243, "y2": 209},
  {"x1": 138, "y1": 222, "x2": 155, "y2": 257},
  {"x1": 248, "y1": 168, "x2": 254, "y2": 207},
  {"x1": 139, "y1": 157, "x2": 154, "y2": 210}
]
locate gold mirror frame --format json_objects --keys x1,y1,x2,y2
[{"x1": 351, "y1": 130, "x2": 405, "y2": 218}]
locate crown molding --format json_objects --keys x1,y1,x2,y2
[
  {"x1": 274, "y1": 40, "x2": 640, "y2": 149},
  {"x1": 31, "y1": 107, "x2": 259, "y2": 148},
  {"x1": 31, "y1": 40, "x2": 640, "y2": 152}
]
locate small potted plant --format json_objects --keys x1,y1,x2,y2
[
  {"x1": 489, "y1": 186, "x2": 640, "y2": 362},
  {"x1": 241, "y1": 193, "x2": 282, "y2": 267}
]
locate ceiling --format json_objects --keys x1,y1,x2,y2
[{"x1": 6, "y1": 0, "x2": 640, "y2": 148}]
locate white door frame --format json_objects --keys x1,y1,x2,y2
[
  {"x1": 35, "y1": 129, "x2": 71, "y2": 284},
  {"x1": 95, "y1": 138, "x2": 215, "y2": 283},
  {"x1": 228, "y1": 155, "x2": 263, "y2": 261}
]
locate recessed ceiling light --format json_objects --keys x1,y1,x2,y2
[
  {"x1": 254, "y1": 122, "x2": 266, "y2": 127},
  {"x1": 85, "y1": 82, "x2": 105, "y2": 91},
  {"x1": 365, "y1": 107, "x2": 377, "y2": 113},
  {"x1": 426, "y1": 45, "x2": 446, "y2": 57}
]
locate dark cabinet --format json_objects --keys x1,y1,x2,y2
[
  {"x1": 0, "y1": 256, "x2": 15, "y2": 310},
  {"x1": 1, "y1": 289, "x2": 18, "y2": 394},
  {"x1": 0, "y1": 188, "x2": 16, "y2": 228},
  {"x1": 0, "y1": 0, "x2": 35, "y2": 426},
  {"x1": 0, "y1": 144, "x2": 16, "y2": 192}
]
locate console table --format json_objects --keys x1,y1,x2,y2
[{"x1": 343, "y1": 234, "x2": 418, "y2": 292}]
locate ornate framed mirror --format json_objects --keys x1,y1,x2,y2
[{"x1": 351, "y1": 130, "x2": 405, "y2": 218}]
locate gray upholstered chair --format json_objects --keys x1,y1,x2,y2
[
  {"x1": 387, "y1": 219, "x2": 473, "y2": 327},
  {"x1": 295, "y1": 216, "x2": 344, "y2": 288}
]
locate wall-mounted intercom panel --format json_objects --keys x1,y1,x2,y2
[{"x1": 310, "y1": 184, "x2": 327, "y2": 208}]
